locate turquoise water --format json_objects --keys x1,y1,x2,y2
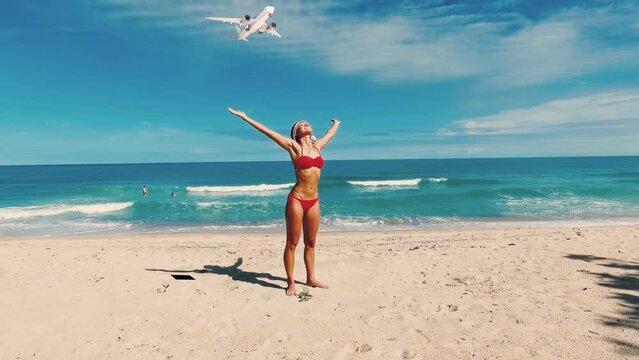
[{"x1": 0, "y1": 157, "x2": 638, "y2": 235}]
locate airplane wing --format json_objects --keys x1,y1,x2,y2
[
  {"x1": 265, "y1": 28, "x2": 281, "y2": 39},
  {"x1": 205, "y1": 17, "x2": 243, "y2": 25}
]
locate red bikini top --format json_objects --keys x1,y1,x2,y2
[{"x1": 293, "y1": 145, "x2": 324, "y2": 170}]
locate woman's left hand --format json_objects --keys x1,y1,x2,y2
[
  {"x1": 330, "y1": 118, "x2": 341, "y2": 126},
  {"x1": 228, "y1": 107, "x2": 247, "y2": 118}
]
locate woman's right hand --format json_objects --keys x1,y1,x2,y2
[{"x1": 228, "y1": 107, "x2": 246, "y2": 119}]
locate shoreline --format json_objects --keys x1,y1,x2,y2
[{"x1": 2, "y1": 216, "x2": 639, "y2": 239}]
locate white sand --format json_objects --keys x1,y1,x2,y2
[{"x1": 1, "y1": 225, "x2": 638, "y2": 359}]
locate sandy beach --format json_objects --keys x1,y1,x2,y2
[{"x1": 1, "y1": 225, "x2": 638, "y2": 359}]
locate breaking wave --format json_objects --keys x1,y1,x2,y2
[
  {"x1": 186, "y1": 183, "x2": 294, "y2": 194},
  {"x1": 0, "y1": 202, "x2": 134, "y2": 220},
  {"x1": 347, "y1": 178, "x2": 423, "y2": 187}
]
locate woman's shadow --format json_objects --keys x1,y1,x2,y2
[{"x1": 146, "y1": 257, "x2": 302, "y2": 290}]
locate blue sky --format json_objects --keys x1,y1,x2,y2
[{"x1": 1, "y1": 0, "x2": 638, "y2": 165}]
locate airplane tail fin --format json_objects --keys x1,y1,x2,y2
[{"x1": 233, "y1": 25, "x2": 249, "y2": 41}]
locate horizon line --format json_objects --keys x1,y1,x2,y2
[{"x1": 1, "y1": 154, "x2": 638, "y2": 167}]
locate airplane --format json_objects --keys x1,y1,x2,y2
[{"x1": 205, "y1": 5, "x2": 281, "y2": 41}]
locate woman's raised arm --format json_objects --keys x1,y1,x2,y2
[
  {"x1": 228, "y1": 107, "x2": 295, "y2": 151},
  {"x1": 314, "y1": 118, "x2": 341, "y2": 151}
]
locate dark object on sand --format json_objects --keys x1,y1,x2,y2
[
  {"x1": 171, "y1": 274, "x2": 195, "y2": 280},
  {"x1": 298, "y1": 288, "x2": 313, "y2": 302}
]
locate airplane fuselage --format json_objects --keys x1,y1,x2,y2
[{"x1": 238, "y1": 6, "x2": 274, "y2": 41}]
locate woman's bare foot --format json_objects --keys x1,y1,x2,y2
[
  {"x1": 306, "y1": 279, "x2": 328, "y2": 289},
  {"x1": 286, "y1": 284, "x2": 296, "y2": 296}
]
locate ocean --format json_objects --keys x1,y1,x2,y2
[{"x1": 0, "y1": 157, "x2": 638, "y2": 236}]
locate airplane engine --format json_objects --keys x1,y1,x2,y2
[
  {"x1": 270, "y1": 22, "x2": 276, "y2": 28},
  {"x1": 244, "y1": 14, "x2": 251, "y2": 21}
]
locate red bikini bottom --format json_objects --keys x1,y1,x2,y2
[{"x1": 288, "y1": 194, "x2": 319, "y2": 214}]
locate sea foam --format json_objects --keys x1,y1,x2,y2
[
  {"x1": 0, "y1": 202, "x2": 134, "y2": 220},
  {"x1": 347, "y1": 178, "x2": 424, "y2": 187},
  {"x1": 428, "y1": 177, "x2": 448, "y2": 183},
  {"x1": 186, "y1": 183, "x2": 294, "y2": 194},
  {"x1": 195, "y1": 201, "x2": 225, "y2": 209}
]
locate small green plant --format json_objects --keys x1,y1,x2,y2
[{"x1": 297, "y1": 288, "x2": 313, "y2": 302}]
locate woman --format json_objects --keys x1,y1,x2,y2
[{"x1": 228, "y1": 107, "x2": 341, "y2": 296}]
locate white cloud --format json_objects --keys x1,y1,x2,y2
[
  {"x1": 437, "y1": 90, "x2": 639, "y2": 136},
  {"x1": 332, "y1": 123, "x2": 639, "y2": 158},
  {"x1": 89, "y1": 0, "x2": 639, "y2": 85},
  {"x1": 189, "y1": 146, "x2": 222, "y2": 155},
  {"x1": 0, "y1": 118, "x2": 289, "y2": 164},
  {"x1": 491, "y1": 20, "x2": 582, "y2": 85},
  {"x1": 107, "y1": 125, "x2": 184, "y2": 142}
]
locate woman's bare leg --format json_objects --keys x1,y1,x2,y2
[
  {"x1": 284, "y1": 197, "x2": 303, "y2": 296},
  {"x1": 303, "y1": 202, "x2": 328, "y2": 288}
]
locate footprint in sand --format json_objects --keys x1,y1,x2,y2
[
  {"x1": 333, "y1": 343, "x2": 357, "y2": 360},
  {"x1": 414, "y1": 328, "x2": 431, "y2": 343},
  {"x1": 194, "y1": 288, "x2": 206, "y2": 296},
  {"x1": 447, "y1": 304, "x2": 458, "y2": 312},
  {"x1": 402, "y1": 350, "x2": 417, "y2": 359},
  {"x1": 356, "y1": 343, "x2": 372, "y2": 353},
  {"x1": 214, "y1": 319, "x2": 239, "y2": 337}
]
